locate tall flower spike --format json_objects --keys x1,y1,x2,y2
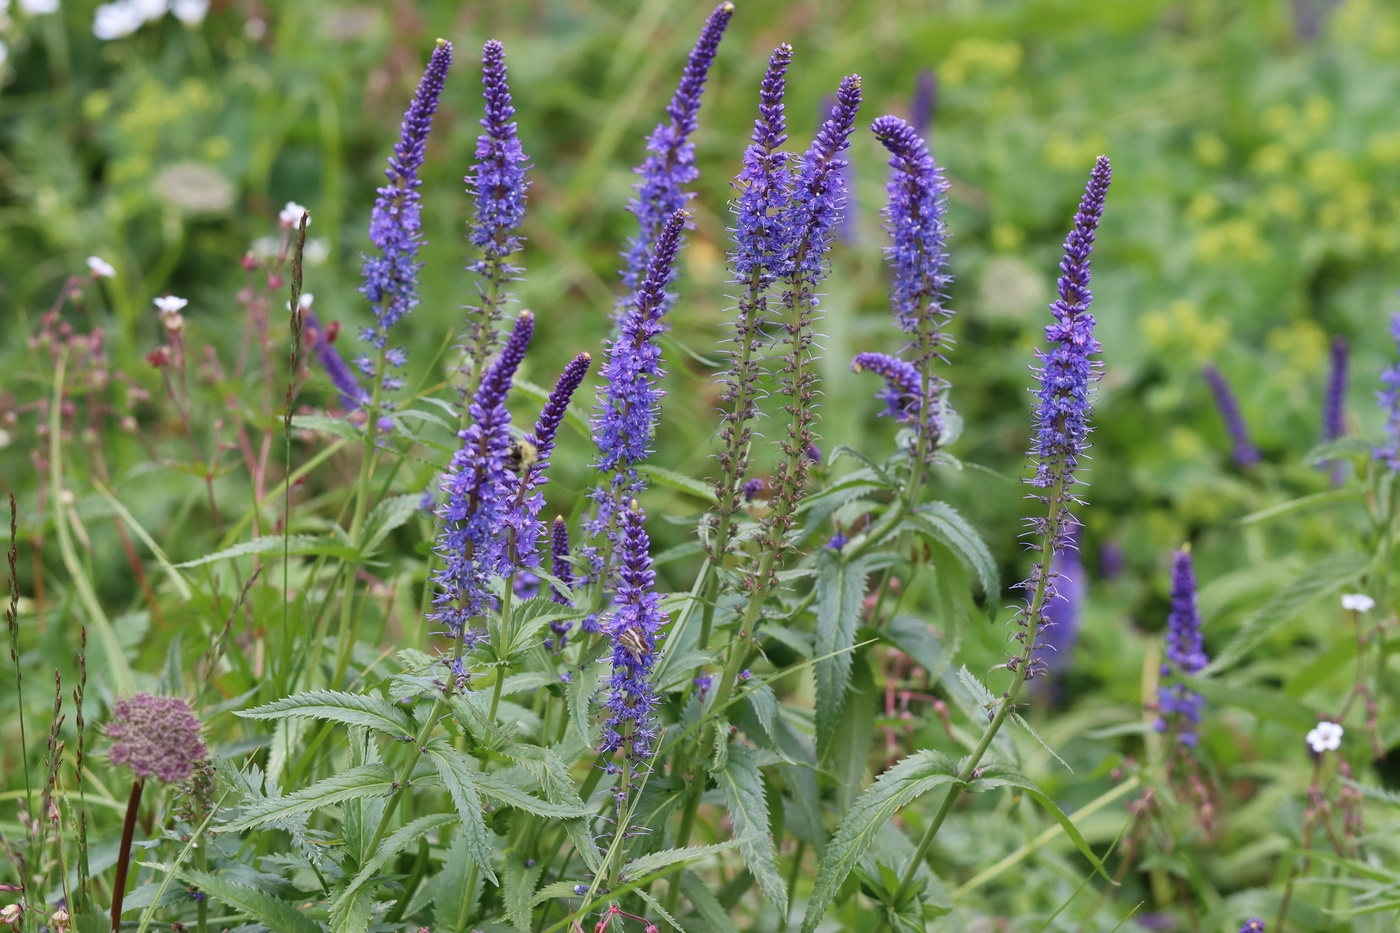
[
  {"x1": 1202, "y1": 363, "x2": 1260, "y2": 469},
  {"x1": 1029, "y1": 155, "x2": 1111, "y2": 503},
  {"x1": 431, "y1": 311, "x2": 535, "y2": 637},
  {"x1": 1032, "y1": 528, "x2": 1084, "y2": 681},
  {"x1": 587, "y1": 211, "x2": 688, "y2": 574},
  {"x1": 850, "y1": 351, "x2": 923, "y2": 425},
  {"x1": 463, "y1": 39, "x2": 531, "y2": 391},
  {"x1": 1324, "y1": 336, "x2": 1348, "y2": 442},
  {"x1": 359, "y1": 39, "x2": 453, "y2": 388},
  {"x1": 303, "y1": 309, "x2": 370, "y2": 413},
  {"x1": 600, "y1": 501, "x2": 667, "y2": 764},
  {"x1": 618, "y1": 2, "x2": 734, "y2": 315},
  {"x1": 1378, "y1": 314, "x2": 1400, "y2": 471},
  {"x1": 909, "y1": 69, "x2": 937, "y2": 141},
  {"x1": 503, "y1": 352, "x2": 592, "y2": 563},
  {"x1": 547, "y1": 518, "x2": 575, "y2": 649},
  {"x1": 867, "y1": 114, "x2": 954, "y2": 450},
  {"x1": 1154, "y1": 547, "x2": 1208, "y2": 745},
  {"x1": 784, "y1": 75, "x2": 862, "y2": 280}
]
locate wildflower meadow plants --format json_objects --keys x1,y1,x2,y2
[{"x1": 7, "y1": 7, "x2": 1400, "y2": 933}]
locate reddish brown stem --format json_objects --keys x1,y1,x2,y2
[{"x1": 111, "y1": 778, "x2": 143, "y2": 933}]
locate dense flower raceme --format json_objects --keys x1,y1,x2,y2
[
  {"x1": 547, "y1": 517, "x2": 575, "y2": 649},
  {"x1": 600, "y1": 501, "x2": 667, "y2": 764},
  {"x1": 463, "y1": 39, "x2": 531, "y2": 382},
  {"x1": 1155, "y1": 547, "x2": 1209, "y2": 745},
  {"x1": 586, "y1": 211, "x2": 688, "y2": 571},
  {"x1": 1375, "y1": 312, "x2": 1400, "y2": 470},
  {"x1": 302, "y1": 308, "x2": 368, "y2": 413},
  {"x1": 358, "y1": 39, "x2": 453, "y2": 389},
  {"x1": 106, "y1": 693, "x2": 207, "y2": 783},
  {"x1": 1202, "y1": 362, "x2": 1261, "y2": 469},
  {"x1": 618, "y1": 2, "x2": 733, "y2": 314},
  {"x1": 850, "y1": 351, "x2": 922, "y2": 424},
  {"x1": 784, "y1": 75, "x2": 862, "y2": 282},
  {"x1": 909, "y1": 69, "x2": 937, "y2": 141},
  {"x1": 1324, "y1": 335, "x2": 1348, "y2": 442},
  {"x1": 1028, "y1": 154, "x2": 1111, "y2": 502},
  {"x1": 862, "y1": 114, "x2": 953, "y2": 449},
  {"x1": 431, "y1": 312, "x2": 534, "y2": 637}
]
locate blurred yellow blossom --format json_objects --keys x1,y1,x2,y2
[
  {"x1": 1186, "y1": 192, "x2": 1220, "y2": 223},
  {"x1": 1366, "y1": 129, "x2": 1400, "y2": 165},
  {"x1": 1302, "y1": 94, "x2": 1332, "y2": 134},
  {"x1": 1141, "y1": 300, "x2": 1230, "y2": 362},
  {"x1": 1043, "y1": 130, "x2": 1108, "y2": 171},
  {"x1": 1194, "y1": 133, "x2": 1227, "y2": 167},
  {"x1": 1266, "y1": 320, "x2": 1327, "y2": 376},
  {"x1": 1304, "y1": 149, "x2": 1352, "y2": 192},
  {"x1": 990, "y1": 222, "x2": 1023, "y2": 251},
  {"x1": 1265, "y1": 185, "x2": 1303, "y2": 219},
  {"x1": 939, "y1": 38, "x2": 1021, "y2": 87},
  {"x1": 1169, "y1": 426, "x2": 1207, "y2": 461},
  {"x1": 1194, "y1": 219, "x2": 1270, "y2": 265},
  {"x1": 1250, "y1": 143, "x2": 1289, "y2": 176},
  {"x1": 1259, "y1": 104, "x2": 1293, "y2": 136}
]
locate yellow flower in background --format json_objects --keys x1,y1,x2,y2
[
  {"x1": 1302, "y1": 94, "x2": 1333, "y2": 134},
  {"x1": 1304, "y1": 149, "x2": 1351, "y2": 193},
  {"x1": 1141, "y1": 300, "x2": 1230, "y2": 361},
  {"x1": 1250, "y1": 143, "x2": 1289, "y2": 176},
  {"x1": 1186, "y1": 192, "x2": 1220, "y2": 224},
  {"x1": 1194, "y1": 133, "x2": 1227, "y2": 167},
  {"x1": 1366, "y1": 129, "x2": 1400, "y2": 165},
  {"x1": 1266, "y1": 320, "x2": 1327, "y2": 376},
  {"x1": 1265, "y1": 185, "x2": 1303, "y2": 219},
  {"x1": 990, "y1": 222, "x2": 1023, "y2": 251},
  {"x1": 939, "y1": 38, "x2": 1022, "y2": 87},
  {"x1": 1259, "y1": 104, "x2": 1293, "y2": 136},
  {"x1": 1194, "y1": 219, "x2": 1271, "y2": 265},
  {"x1": 1044, "y1": 130, "x2": 1108, "y2": 171},
  {"x1": 1169, "y1": 426, "x2": 1207, "y2": 461}
]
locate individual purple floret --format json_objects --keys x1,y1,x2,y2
[
  {"x1": 587, "y1": 211, "x2": 688, "y2": 567},
  {"x1": 107, "y1": 694, "x2": 207, "y2": 783},
  {"x1": 464, "y1": 39, "x2": 531, "y2": 385},
  {"x1": 503, "y1": 352, "x2": 592, "y2": 563},
  {"x1": 851, "y1": 351, "x2": 922, "y2": 424},
  {"x1": 431, "y1": 312, "x2": 534, "y2": 637},
  {"x1": 600, "y1": 501, "x2": 667, "y2": 764},
  {"x1": 909, "y1": 69, "x2": 937, "y2": 141},
  {"x1": 1029, "y1": 155, "x2": 1111, "y2": 500},
  {"x1": 1376, "y1": 314, "x2": 1400, "y2": 470},
  {"x1": 1202, "y1": 363, "x2": 1261, "y2": 469},
  {"x1": 619, "y1": 2, "x2": 733, "y2": 313},
  {"x1": 1239, "y1": 919, "x2": 1266, "y2": 933},
  {"x1": 359, "y1": 39, "x2": 453, "y2": 390},
  {"x1": 1155, "y1": 547, "x2": 1208, "y2": 745}
]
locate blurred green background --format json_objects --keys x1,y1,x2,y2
[{"x1": 4, "y1": 0, "x2": 1400, "y2": 683}]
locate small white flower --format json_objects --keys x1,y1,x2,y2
[
  {"x1": 153, "y1": 295, "x2": 188, "y2": 314},
  {"x1": 19, "y1": 0, "x2": 60, "y2": 14},
  {"x1": 87, "y1": 256, "x2": 116, "y2": 278},
  {"x1": 290, "y1": 293, "x2": 313, "y2": 312},
  {"x1": 279, "y1": 201, "x2": 310, "y2": 228},
  {"x1": 1341, "y1": 593, "x2": 1374, "y2": 612},
  {"x1": 129, "y1": 0, "x2": 165, "y2": 22},
  {"x1": 1306, "y1": 721, "x2": 1344, "y2": 754},
  {"x1": 0, "y1": 39, "x2": 8, "y2": 68},
  {"x1": 93, "y1": 1, "x2": 141, "y2": 39},
  {"x1": 303, "y1": 237, "x2": 330, "y2": 265},
  {"x1": 170, "y1": 0, "x2": 205, "y2": 24}
]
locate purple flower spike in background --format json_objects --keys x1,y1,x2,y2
[
  {"x1": 851, "y1": 351, "x2": 922, "y2": 425},
  {"x1": 909, "y1": 69, "x2": 938, "y2": 141},
  {"x1": 359, "y1": 39, "x2": 453, "y2": 390},
  {"x1": 106, "y1": 693, "x2": 207, "y2": 783},
  {"x1": 464, "y1": 39, "x2": 531, "y2": 385},
  {"x1": 1239, "y1": 919, "x2": 1266, "y2": 933},
  {"x1": 1324, "y1": 336, "x2": 1348, "y2": 442},
  {"x1": 1202, "y1": 363, "x2": 1261, "y2": 469},
  {"x1": 431, "y1": 311, "x2": 534, "y2": 637},
  {"x1": 1375, "y1": 313, "x2": 1400, "y2": 471},
  {"x1": 619, "y1": 2, "x2": 733, "y2": 314},
  {"x1": 600, "y1": 500, "x2": 667, "y2": 765},
  {"x1": 1033, "y1": 530, "x2": 1084, "y2": 680},
  {"x1": 303, "y1": 308, "x2": 369, "y2": 414},
  {"x1": 1155, "y1": 546, "x2": 1208, "y2": 745}
]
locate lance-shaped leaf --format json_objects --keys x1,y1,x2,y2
[
  {"x1": 715, "y1": 742, "x2": 788, "y2": 911},
  {"x1": 179, "y1": 869, "x2": 322, "y2": 933},
  {"x1": 220, "y1": 764, "x2": 396, "y2": 832},
  {"x1": 965, "y1": 765, "x2": 1111, "y2": 881},
  {"x1": 814, "y1": 552, "x2": 873, "y2": 755},
  {"x1": 238, "y1": 690, "x2": 416, "y2": 737},
  {"x1": 425, "y1": 743, "x2": 498, "y2": 885}
]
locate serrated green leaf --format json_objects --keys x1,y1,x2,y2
[
  {"x1": 624, "y1": 840, "x2": 743, "y2": 884},
  {"x1": 680, "y1": 871, "x2": 741, "y2": 933},
  {"x1": 815, "y1": 553, "x2": 871, "y2": 756},
  {"x1": 425, "y1": 744, "x2": 498, "y2": 885},
  {"x1": 716, "y1": 743, "x2": 788, "y2": 912},
  {"x1": 471, "y1": 768, "x2": 591, "y2": 818},
  {"x1": 175, "y1": 533, "x2": 358, "y2": 567},
  {"x1": 966, "y1": 765, "x2": 1111, "y2": 881},
  {"x1": 334, "y1": 813, "x2": 457, "y2": 913},
  {"x1": 504, "y1": 857, "x2": 545, "y2": 932},
  {"x1": 1342, "y1": 778, "x2": 1400, "y2": 808},
  {"x1": 801, "y1": 750, "x2": 961, "y2": 933},
  {"x1": 1207, "y1": 551, "x2": 1369, "y2": 673},
  {"x1": 635, "y1": 887, "x2": 687, "y2": 932},
  {"x1": 221, "y1": 764, "x2": 396, "y2": 832},
  {"x1": 362, "y1": 494, "x2": 427, "y2": 555},
  {"x1": 907, "y1": 502, "x2": 997, "y2": 595},
  {"x1": 178, "y1": 869, "x2": 322, "y2": 933},
  {"x1": 950, "y1": 666, "x2": 1015, "y2": 762},
  {"x1": 238, "y1": 690, "x2": 415, "y2": 737}
]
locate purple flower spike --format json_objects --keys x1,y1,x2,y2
[
  {"x1": 786, "y1": 75, "x2": 862, "y2": 280},
  {"x1": 1154, "y1": 547, "x2": 1208, "y2": 745},
  {"x1": 431, "y1": 311, "x2": 535, "y2": 636},
  {"x1": 1238, "y1": 919, "x2": 1265, "y2": 933},
  {"x1": 732, "y1": 44, "x2": 794, "y2": 282},
  {"x1": 303, "y1": 310, "x2": 370, "y2": 413},
  {"x1": 1377, "y1": 314, "x2": 1400, "y2": 471},
  {"x1": 505, "y1": 352, "x2": 593, "y2": 562},
  {"x1": 1029, "y1": 155, "x2": 1111, "y2": 499},
  {"x1": 547, "y1": 517, "x2": 575, "y2": 648},
  {"x1": 909, "y1": 69, "x2": 938, "y2": 141},
  {"x1": 587, "y1": 211, "x2": 688, "y2": 570},
  {"x1": 600, "y1": 500, "x2": 667, "y2": 764},
  {"x1": 851, "y1": 351, "x2": 921, "y2": 424},
  {"x1": 107, "y1": 694, "x2": 207, "y2": 784},
  {"x1": 1202, "y1": 363, "x2": 1260, "y2": 469},
  {"x1": 1033, "y1": 530, "x2": 1084, "y2": 679},
  {"x1": 359, "y1": 39, "x2": 452, "y2": 389},
  {"x1": 619, "y1": 2, "x2": 734, "y2": 314},
  {"x1": 464, "y1": 39, "x2": 531, "y2": 384},
  {"x1": 1324, "y1": 336, "x2": 1348, "y2": 442}
]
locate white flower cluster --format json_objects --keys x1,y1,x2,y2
[
  {"x1": 93, "y1": 0, "x2": 206, "y2": 41},
  {"x1": 1340, "y1": 593, "x2": 1374, "y2": 612},
  {"x1": 1305, "y1": 721, "x2": 1343, "y2": 754}
]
